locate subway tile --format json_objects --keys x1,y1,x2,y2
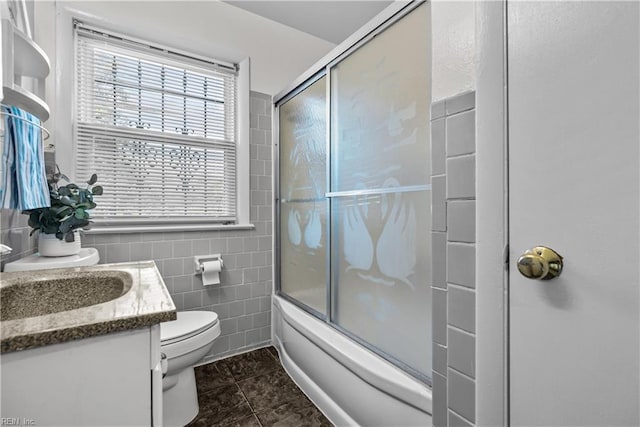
[
  {"x1": 446, "y1": 91, "x2": 475, "y2": 116},
  {"x1": 258, "y1": 266, "x2": 273, "y2": 282},
  {"x1": 93, "y1": 234, "x2": 120, "y2": 245},
  {"x1": 258, "y1": 176, "x2": 272, "y2": 191},
  {"x1": 236, "y1": 284, "x2": 252, "y2": 300},
  {"x1": 258, "y1": 206, "x2": 272, "y2": 221},
  {"x1": 211, "y1": 335, "x2": 230, "y2": 354},
  {"x1": 229, "y1": 332, "x2": 246, "y2": 350},
  {"x1": 431, "y1": 100, "x2": 446, "y2": 120},
  {"x1": 173, "y1": 240, "x2": 192, "y2": 258},
  {"x1": 210, "y1": 238, "x2": 228, "y2": 254},
  {"x1": 243, "y1": 237, "x2": 259, "y2": 252},
  {"x1": 130, "y1": 242, "x2": 153, "y2": 262},
  {"x1": 244, "y1": 267, "x2": 259, "y2": 284},
  {"x1": 251, "y1": 190, "x2": 267, "y2": 206},
  {"x1": 448, "y1": 285, "x2": 476, "y2": 333},
  {"x1": 105, "y1": 243, "x2": 131, "y2": 263},
  {"x1": 259, "y1": 326, "x2": 271, "y2": 342},
  {"x1": 432, "y1": 371, "x2": 448, "y2": 427},
  {"x1": 258, "y1": 115, "x2": 272, "y2": 131},
  {"x1": 183, "y1": 291, "x2": 203, "y2": 309},
  {"x1": 152, "y1": 241, "x2": 173, "y2": 259},
  {"x1": 223, "y1": 269, "x2": 243, "y2": 286},
  {"x1": 431, "y1": 118, "x2": 446, "y2": 176},
  {"x1": 250, "y1": 97, "x2": 267, "y2": 116},
  {"x1": 251, "y1": 282, "x2": 268, "y2": 298},
  {"x1": 203, "y1": 287, "x2": 220, "y2": 305},
  {"x1": 258, "y1": 236, "x2": 272, "y2": 251},
  {"x1": 163, "y1": 258, "x2": 184, "y2": 277},
  {"x1": 237, "y1": 315, "x2": 253, "y2": 332},
  {"x1": 432, "y1": 176, "x2": 447, "y2": 232},
  {"x1": 448, "y1": 368, "x2": 475, "y2": 423},
  {"x1": 449, "y1": 410, "x2": 473, "y2": 427},
  {"x1": 221, "y1": 318, "x2": 238, "y2": 335},
  {"x1": 171, "y1": 293, "x2": 184, "y2": 311},
  {"x1": 259, "y1": 296, "x2": 271, "y2": 312},
  {"x1": 446, "y1": 110, "x2": 475, "y2": 157},
  {"x1": 119, "y1": 233, "x2": 141, "y2": 243},
  {"x1": 251, "y1": 159, "x2": 265, "y2": 176},
  {"x1": 141, "y1": 232, "x2": 165, "y2": 242},
  {"x1": 192, "y1": 239, "x2": 210, "y2": 256},
  {"x1": 257, "y1": 145, "x2": 272, "y2": 161},
  {"x1": 448, "y1": 327, "x2": 475, "y2": 378},
  {"x1": 447, "y1": 155, "x2": 475, "y2": 199},
  {"x1": 252, "y1": 252, "x2": 268, "y2": 267},
  {"x1": 250, "y1": 129, "x2": 266, "y2": 145},
  {"x1": 252, "y1": 312, "x2": 269, "y2": 328},
  {"x1": 229, "y1": 301, "x2": 245, "y2": 318},
  {"x1": 173, "y1": 275, "x2": 193, "y2": 293},
  {"x1": 433, "y1": 288, "x2": 447, "y2": 345},
  {"x1": 447, "y1": 200, "x2": 475, "y2": 243},
  {"x1": 447, "y1": 243, "x2": 476, "y2": 288},
  {"x1": 250, "y1": 113, "x2": 258, "y2": 129},
  {"x1": 245, "y1": 328, "x2": 261, "y2": 345},
  {"x1": 219, "y1": 286, "x2": 237, "y2": 303},
  {"x1": 245, "y1": 298, "x2": 260, "y2": 314},
  {"x1": 433, "y1": 343, "x2": 447, "y2": 376},
  {"x1": 228, "y1": 238, "x2": 244, "y2": 253},
  {"x1": 235, "y1": 253, "x2": 252, "y2": 268},
  {"x1": 432, "y1": 232, "x2": 447, "y2": 289}
]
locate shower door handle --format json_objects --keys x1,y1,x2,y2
[{"x1": 517, "y1": 246, "x2": 563, "y2": 280}]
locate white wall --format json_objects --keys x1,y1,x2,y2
[
  {"x1": 35, "y1": 0, "x2": 335, "y2": 96},
  {"x1": 431, "y1": 0, "x2": 476, "y2": 102}
]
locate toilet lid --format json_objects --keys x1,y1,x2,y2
[{"x1": 161, "y1": 311, "x2": 219, "y2": 345}]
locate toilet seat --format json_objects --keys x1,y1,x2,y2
[{"x1": 161, "y1": 311, "x2": 219, "y2": 345}]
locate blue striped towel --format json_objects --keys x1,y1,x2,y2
[{"x1": 1, "y1": 106, "x2": 50, "y2": 210}]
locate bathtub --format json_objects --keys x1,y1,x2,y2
[{"x1": 272, "y1": 295, "x2": 432, "y2": 426}]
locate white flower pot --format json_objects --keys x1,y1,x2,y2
[{"x1": 38, "y1": 231, "x2": 82, "y2": 257}]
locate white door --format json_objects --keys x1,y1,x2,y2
[{"x1": 508, "y1": 2, "x2": 639, "y2": 426}]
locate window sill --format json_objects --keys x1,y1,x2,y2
[{"x1": 83, "y1": 223, "x2": 255, "y2": 234}]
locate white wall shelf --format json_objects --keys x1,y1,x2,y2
[{"x1": 1, "y1": 18, "x2": 51, "y2": 121}]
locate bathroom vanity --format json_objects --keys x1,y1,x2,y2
[{"x1": 0, "y1": 261, "x2": 176, "y2": 426}]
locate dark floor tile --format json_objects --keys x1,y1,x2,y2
[
  {"x1": 256, "y1": 400, "x2": 332, "y2": 427},
  {"x1": 195, "y1": 360, "x2": 236, "y2": 394},
  {"x1": 197, "y1": 383, "x2": 253, "y2": 425},
  {"x1": 223, "y1": 347, "x2": 280, "y2": 381},
  {"x1": 237, "y1": 367, "x2": 302, "y2": 413},
  {"x1": 266, "y1": 346, "x2": 280, "y2": 360},
  {"x1": 221, "y1": 414, "x2": 262, "y2": 427}
]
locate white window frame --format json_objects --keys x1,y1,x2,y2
[{"x1": 54, "y1": 6, "x2": 252, "y2": 233}]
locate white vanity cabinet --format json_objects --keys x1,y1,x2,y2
[{"x1": 1, "y1": 325, "x2": 163, "y2": 426}]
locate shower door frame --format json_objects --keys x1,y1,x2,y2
[{"x1": 273, "y1": 0, "x2": 431, "y2": 385}]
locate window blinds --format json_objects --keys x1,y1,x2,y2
[{"x1": 74, "y1": 24, "x2": 237, "y2": 222}]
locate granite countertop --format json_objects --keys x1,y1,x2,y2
[{"x1": 0, "y1": 261, "x2": 176, "y2": 353}]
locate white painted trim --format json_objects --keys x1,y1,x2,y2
[
  {"x1": 83, "y1": 223, "x2": 254, "y2": 235},
  {"x1": 236, "y1": 57, "x2": 251, "y2": 225},
  {"x1": 475, "y1": 1, "x2": 509, "y2": 426}
]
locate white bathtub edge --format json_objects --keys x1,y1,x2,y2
[
  {"x1": 274, "y1": 296, "x2": 432, "y2": 415},
  {"x1": 274, "y1": 334, "x2": 359, "y2": 426}
]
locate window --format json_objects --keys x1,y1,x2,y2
[{"x1": 74, "y1": 23, "x2": 238, "y2": 223}]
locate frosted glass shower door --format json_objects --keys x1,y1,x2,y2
[
  {"x1": 329, "y1": 4, "x2": 431, "y2": 378},
  {"x1": 278, "y1": 76, "x2": 327, "y2": 315}
]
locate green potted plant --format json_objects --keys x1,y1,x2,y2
[{"x1": 24, "y1": 167, "x2": 103, "y2": 257}]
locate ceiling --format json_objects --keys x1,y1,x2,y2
[{"x1": 223, "y1": 1, "x2": 395, "y2": 44}]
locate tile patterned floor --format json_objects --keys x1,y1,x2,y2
[{"x1": 188, "y1": 347, "x2": 333, "y2": 427}]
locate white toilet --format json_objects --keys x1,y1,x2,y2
[
  {"x1": 5, "y1": 248, "x2": 221, "y2": 426},
  {"x1": 160, "y1": 311, "x2": 221, "y2": 426}
]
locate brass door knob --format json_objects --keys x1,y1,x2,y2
[{"x1": 517, "y1": 246, "x2": 563, "y2": 280}]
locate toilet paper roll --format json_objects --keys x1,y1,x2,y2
[{"x1": 202, "y1": 260, "x2": 222, "y2": 286}]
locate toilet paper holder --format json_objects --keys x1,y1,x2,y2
[{"x1": 194, "y1": 254, "x2": 224, "y2": 275}]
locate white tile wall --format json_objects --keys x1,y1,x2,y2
[{"x1": 431, "y1": 91, "x2": 476, "y2": 427}]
